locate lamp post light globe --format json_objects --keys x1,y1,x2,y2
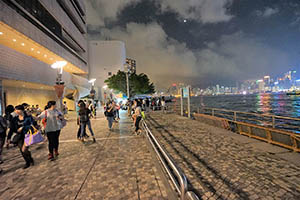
[
  {"x1": 89, "y1": 78, "x2": 96, "y2": 86},
  {"x1": 51, "y1": 61, "x2": 67, "y2": 85}
]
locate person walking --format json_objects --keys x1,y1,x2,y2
[
  {"x1": 13, "y1": 105, "x2": 35, "y2": 169},
  {"x1": 4, "y1": 105, "x2": 15, "y2": 149},
  {"x1": 105, "y1": 102, "x2": 115, "y2": 131},
  {"x1": 76, "y1": 100, "x2": 88, "y2": 140},
  {"x1": 38, "y1": 101, "x2": 63, "y2": 160},
  {"x1": 78, "y1": 102, "x2": 96, "y2": 142},
  {"x1": 132, "y1": 100, "x2": 142, "y2": 135},
  {"x1": 0, "y1": 114, "x2": 7, "y2": 165},
  {"x1": 161, "y1": 96, "x2": 166, "y2": 113}
]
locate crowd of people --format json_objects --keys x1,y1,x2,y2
[
  {"x1": 0, "y1": 101, "x2": 66, "y2": 173},
  {"x1": 0, "y1": 96, "x2": 168, "y2": 174}
]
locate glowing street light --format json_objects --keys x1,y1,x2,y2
[
  {"x1": 51, "y1": 61, "x2": 67, "y2": 74},
  {"x1": 89, "y1": 78, "x2": 96, "y2": 85},
  {"x1": 51, "y1": 61, "x2": 67, "y2": 84}
]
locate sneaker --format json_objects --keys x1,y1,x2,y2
[
  {"x1": 54, "y1": 150, "x2": 59, "y2": 157},
  {"x1": 48, "y1": 153, "x2": 54, "y2": 160},
  {"x1": 23, "y1": 163, "x2": 30, "y2": 169},
  {"x1": 30, "y1": 158, "x2": 34, "y2": 166},
  {"x1": 93, "y1": 138, "x2": 96, "y2": 143}
]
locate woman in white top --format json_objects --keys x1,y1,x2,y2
[{"x1": 38, "y1": 101, "x2": 64, "y2": 161}]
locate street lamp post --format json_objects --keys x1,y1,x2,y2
[
  {"x1": 89, "y1": 78, "x2": 96, "y2": 101},
  {"x1": 51, "y1": 61, "x2": 67, "y2": 112},
  {"x1": 124, "y1": 64, "x2": 130, "y2": 98}
]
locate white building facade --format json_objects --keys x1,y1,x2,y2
[{"x1": 88, "y1": 40, "x2": 126, "y2": 101}]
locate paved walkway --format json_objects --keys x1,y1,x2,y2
[
  {"x1": 0, "y1": 111, "x2": 171, "y2": 200},
  {"x1": 147, "y1": 112, "x2": 300, "y2": 200}
]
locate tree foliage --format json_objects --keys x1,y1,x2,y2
[{"x1": 104, "y1": 70, "x2": 155, "y2": 96}]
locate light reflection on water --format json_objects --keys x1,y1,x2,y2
[{"x1": 191, "y1": 94, "x2": 300, "y2": 118}]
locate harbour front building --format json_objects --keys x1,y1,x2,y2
[
  {"x1": 0, "y1": 0, "x2": 91, "y2": 113},
  {"x1": 88, "y1": 40, "x2": 126, "y2": 102}
]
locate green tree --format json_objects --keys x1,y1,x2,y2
[{"x1": 104, "y1": 70, "x2": 155, "y2": 96}]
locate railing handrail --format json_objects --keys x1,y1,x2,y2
[
  {"x1": 142, "y1": 120, "x2": 199, "y2": 200},
  {"x1": 199, "y1": 106, "x2": 300, "y2": 121}
]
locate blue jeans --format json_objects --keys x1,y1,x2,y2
[
  {"x1": 81, "y1": 121, "x2": 95, "y2": 138},
  {"x1": 107, "y1": 117, "x2": 114, "y2": 128}
]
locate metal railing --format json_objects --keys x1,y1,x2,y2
[
  {"x1": 142, "y1": 120, "x2": 199, "y2": 200},
  {"x1": 196, "y1": 107, "x2": 300, "y2": 133},
  {"x1": 170, "y1": 104, "x2": 300, "y2": 133}
]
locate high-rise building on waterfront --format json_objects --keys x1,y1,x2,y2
[
  {"x1": 0, "y1": 0, "x2": 90, "y2": 112},
  {"x1": 257, "y1": 80, "x2": 265, "y2": 93},
  {"x1": 126, "y1": 58, "x2": 136, "y2": 74}
]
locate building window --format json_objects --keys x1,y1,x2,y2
[{"x1": 15, "y1": 0, "x2": 62, "y2": 37}]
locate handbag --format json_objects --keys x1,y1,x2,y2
[
  {"x1": 59, "y1": 118, "x2": 67, "y2": 129},
  {"x1": 24, "y1": 125, "x2": 44, "y2": 146},
  {"x1": 11, "y1": 132, "x2": 21, "y2": 144}
]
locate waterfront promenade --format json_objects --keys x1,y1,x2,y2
[
  {"x1": 147, "y1": 112, "x2": 300, "y2": 200},
  {"x1": 0, "y1": 111, "x2": 172, "y2": 200}
]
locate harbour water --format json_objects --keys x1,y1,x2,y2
[{"x1": 188, "y1": 94, "x2": 300, "y2": 118}]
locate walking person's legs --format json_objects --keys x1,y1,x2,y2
[
  {"x1": 54, "y1": 130, "x2": 61, "y2": 156},
  {"x1": 18, "y1": 139, "x2": 34, "y2": 168},
  {"x1": 0, "y1": 137, "x2": 5, "y2": 163},
  {"x1": 77, "y1": 126, "x2": 81, "y2": 139},
  {"x1": 80, "y1": 123, "x2": 87, "y2": 141},
  {"x1": 116, "y1": 110, "x2": 120, "y2": 119},
  {"x1": 108, "y1": 117, "x2": 113, "y2": 130},
  {"x1": 87, "y1": 121, "x2": 96, "y2": 142},
  {"x1": 47, "y1": 132, "x2": 56, "y2": 160},
  {"x1": 135, "y1": 116, "x2": 142, "y2": 134}
]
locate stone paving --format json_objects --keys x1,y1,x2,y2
[
  {"x1": 146, "y1": 112, "x2": 300, "y2": 200},
  {"x1": 0, "y1": 111, "x2": 171, "y2": 200}
]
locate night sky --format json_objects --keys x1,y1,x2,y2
[{"x1": 86, "y1": 0, "x2": 300, "y2": 89}]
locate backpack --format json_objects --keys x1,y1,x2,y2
[
  {"x1": 41, "y1": 110, "x2": 47, "y2": 129},
  {"x1": 80, "y1": 110, "x2": 89, "y2": 123}
]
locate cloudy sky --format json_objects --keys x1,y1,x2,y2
[{"x1": 85, "y1": 0, "x2": 300, "y2": 89}]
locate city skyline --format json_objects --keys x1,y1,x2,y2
[{"x1": 86, "y1": 0, "x2": 300, "y2": 89}]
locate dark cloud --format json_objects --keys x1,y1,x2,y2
[{"x1": 85, "y1": 0, "x2": 300, "y2": 88}]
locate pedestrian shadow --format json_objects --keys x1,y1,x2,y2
[
  {"x1": 148, "y1": 116, "x2": 250, "y2": 200},
  {"x1": 1, "y1": 164, "x2": 25, "y2": 175},
  {"x1": 82, "y1": 140, "x2": 97, "y2": 146}
]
